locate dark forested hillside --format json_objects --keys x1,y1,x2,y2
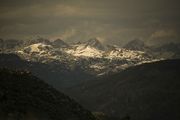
[
  {"x1": 0, "y1": 69, "x2": 96, "y2": 120},
  {"x1": 68, "y1": 59, "x2": 180, "y2": 120}
]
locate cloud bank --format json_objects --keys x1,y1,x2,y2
[{"x1": 0, "y1": 0, "x2": 179, "y2": 45}]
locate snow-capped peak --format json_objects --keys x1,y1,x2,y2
[
  {"x1": 24, "y1": 43, "x2": 52, "y2": 53},
  {"x1": 105, "y1": 47, "x2": 147, "y2": 60},
  {"x1": 65, "y1": 44, "x2": 103, "y2": 58}
]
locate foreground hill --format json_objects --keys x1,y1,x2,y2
[
  {"x1": 68, "y1": 59, "x2": 180, "y2": 120},
  {"x1": 0, "y1": 69, "x2": 96, "y2": 120}
]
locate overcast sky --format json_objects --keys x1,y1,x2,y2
[{"x1": 0, "y1": 0, "x2": 179, "y2": 46}]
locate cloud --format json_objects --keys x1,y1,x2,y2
[
  {"x1": 0, "y1": 0, "x2": 180, "y2": 46},
  {"x1": 151, "y1": 30, "x2": 177, "y2": 38},
  {"x1": 0, "y1": 4, "x2": 79, "y2": 19},
  {"x1": 146, "y1": 29, "x2": 179, "y2": 45},
  {"x1": 57, "y1": 28, "x2": 76, "y2": 40}
]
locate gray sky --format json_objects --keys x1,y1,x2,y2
[{"x1": 0, "y1": 0, "x2": 180, "y2": 45}]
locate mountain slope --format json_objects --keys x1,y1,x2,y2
[
  {"x1": 68, "y1": 59, "x2": 180, "y2": 120},
  {"x1": 153, "y1": 42, "x2": 180, "y2": 59},
  {"x1": 0, "y1": 53, "x2": 94, "y2": 90},
  {"x1": 0, "y1": 38, "x2": 23, "y2": 52},
  {"x1": 0, "y1": 69, "x2": 96, "y2": 120},
  {"x1": 123, "y1": 39, "x2": 150, "y2": 51}
]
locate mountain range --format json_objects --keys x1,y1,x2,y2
[
  {"x1": 7, "y1": 38, "x2": 160, "y2": 75},
  {"x1": 0, "y1": 38, "x2": 179, "y2": 89},
  {"x1": 0, "y1": 38, "x2": 161, "y2": 90},
  {"x1": 0, "y1": 38, "x2": 180, "y2": 86},
  {"x1": 0, "y1": 38, "x2": 180, "y2": 120}
]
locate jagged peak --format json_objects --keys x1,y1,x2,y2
[
  {"x1": 52, "y1": 38, "x2": 69, "y2": 48},
  {"x1": 53, "y1": 39, "x2": 66, "y2": 44},
  {"x1": 53, "y1": 38, "x2": 65, "y2": 43},
  {"x1": 86, "y1": 37, "x2": 102, "y2": 44},
  {"x1": 123, "y1": 39, "x2": 148, "y2": 51},
  {"x1": 85, "y1": 37, "x2": 105, "y2": 50},
  {"x1": 36, "y1": 38, "x2": 51, "y2": 44}
]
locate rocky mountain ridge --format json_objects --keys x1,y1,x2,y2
[
  {"x1": 1, "y1": 37, "x2": 179, "y2": 77},
  {"x1": 14, "y1": 38, "x2": 157, "y2": 76}
]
